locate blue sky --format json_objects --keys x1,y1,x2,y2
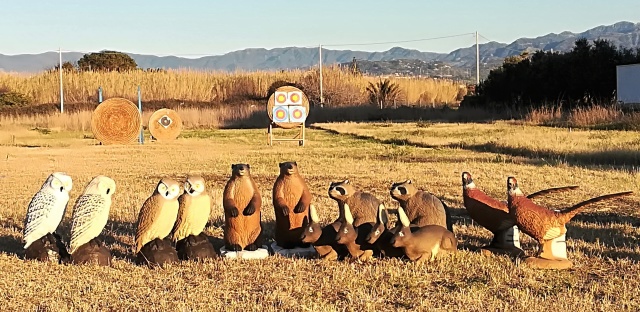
[{"x1": 2, "y1": 0, "x2": 639, "y2": 57}]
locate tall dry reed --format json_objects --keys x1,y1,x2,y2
[{"x1": 0, "y1": 67, "x2": 464, "y2": 106}]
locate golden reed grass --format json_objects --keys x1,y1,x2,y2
[
  {"x1": 525, "y1": 105, "x2": 640, "y2": 130},
  {"x1": 0, "y1": 66, "x2": 464, "y2": 106}
]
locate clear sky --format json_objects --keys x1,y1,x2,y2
[{"x1": 2, "y1": 0, "x2": 639, "y2": 57}]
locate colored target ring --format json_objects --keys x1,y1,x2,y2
[
  {"x1": 290, "y1": 93, "x2": 300, "y2": 103},
  {"x1": 276, "y1": 93, "x2": 287, "y2": 104},
  {"x1": 272, "y1": 106, "x2": 289, "y2": 123},
  {"x1": 158, "y1": 115, "x2": 173, "y2": 128}
]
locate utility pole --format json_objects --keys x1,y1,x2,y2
[
  {"x1": 475, "y1": 31, "x2": 480, "y2": 85},
  {"x1": 319, "y1": 44, "x2": 324, "y2": 106},
  {"x1": 59, "y1": 47, "x2": 64, "y2": 113}
]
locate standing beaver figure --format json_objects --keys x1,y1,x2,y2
[
  {"x1": 328, "y1": 179, "x2": 381, "y2": 226},
  {"x1": 390, "y1": 179, "x2": 453, "y2": 231},
  {"x1": 223, "y1": 164, "x2": 263, "y2": 251},
  {"x1": 273, "y1": 161, "x2": 312, "y2": 249}
]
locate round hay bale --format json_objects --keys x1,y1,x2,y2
[
  {"x1": 266, "y1": 85, "x2": 310, "y2": 129},
  {"x1": 91, "y1": 98, "x2": 141, "y2": 145},
  {"x1": 148, "y1": 108, "x2": 182, "y2": 142}
]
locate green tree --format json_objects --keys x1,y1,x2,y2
[
  {"x1": 366, "y1": 78, "x2": 401, "y2": 109},
  {"x1": 53, "y1": 61, "x2": 76, "y2": 71},
  {"x1": 77, "y1": 50, "x2": 137, "y2": 71}
]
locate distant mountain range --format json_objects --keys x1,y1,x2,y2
[{"x1": 1, "y1": 21, "x2": 638, "y2": 77}]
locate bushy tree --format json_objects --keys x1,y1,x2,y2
[
  {"x1": 475, "y1": 38, "x2": 640, "y2": 110},
  {"x1": 77, "y1": 51, "x2": 137, "y2": 72}
]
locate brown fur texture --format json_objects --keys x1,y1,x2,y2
[
  {"x1": 273, "y1": 161, "x2": 312, "y2": 249},
  {"x1": 390, "y1": 180, "x2": 452, "y2": 231},
  {"x1": 223, "y1": 164, "x2": 262, "y2": 251},
  {"x1": 390, "y1": 207, "x2": 457, "y2": 262},
  {"x1": 335, "y1": 203, "x2": 376, "y2": 261},
  {"x1": 328, "y1": 179, "x2": 381, "y2": 227},
  {"x1": 24, "y1": 232, "x2": 70, "y2": 264},
  {"x1": 365, "y1": 205, "x2": 407, "y2": 258},
  {"x1": 507, "y1": 176, "x2": 633, "y2": 252},
  {"x1": 175, "y1": 233, "x2": 218, "y2": 261},
  {"x1": 71, "y1": 237, "x2": 111, "y2": 266},
  {"x1": 462, "y1": 172, "x2": 580, "y2": 239},
  {"x1": 135, "y1": 238, "x2": 179, "y2": 267},
  {"x1": 300, "y1": 205, "x2": 349, "y2": 260}
]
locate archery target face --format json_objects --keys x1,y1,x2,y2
[
  {"x1": 288, "y1": 106, "x2": 307, "y2": 123},
  {"x1": 272, "y1": 106, "x2": 290, "y2": 123},
  {"x1": 288, "y1": 91, "x2": 302, "y2": 105},
  {"x1": 275, "y1": 91, "x2": 288, "y2": 106},
  {"x1": 158, "y1": 115, "x2": 173, "y2": 128}
]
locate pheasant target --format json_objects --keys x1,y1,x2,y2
[
  {"x1": 91, "y1": 98, "x2": 142, "y2": 145},
  {"x1": 148, "y1": 108, "x2": 182, "y2": 142}
]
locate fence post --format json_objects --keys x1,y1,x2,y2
[
  {"x1": 98, "y1": 86, "x2": 103, "y2": 103},
  {"x1": 138, "y1": 85, "x2": 144, "y2": 144}
]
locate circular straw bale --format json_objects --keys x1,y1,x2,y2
[
  {"x1": 91, "y1": 98, "x2": 141, "y2": 145},
  {"x1": 266, "y1": 85, "x2": 310, "y2": 129},
  {"x1": 148, "y1": 108, "x2": 182, "y2": 142}
]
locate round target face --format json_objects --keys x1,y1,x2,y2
[
  {"x1": 272, "y1": 106, "x2": 289, "y2": 123},
  {"x1": 289, "y1": 92, "x2": 300, "y2": 103},
  {"x1": 288, "y1": 106, "x2": 307, "y2": 123},
  {"x1": 275, "y1": 92, "x2": 287, "y2": 105},
  {"x1": 158, "y1": 115, "x2": 173, "y2": 128}
]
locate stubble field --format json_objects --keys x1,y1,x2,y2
[{"x1": 0, "y1": 121, "x2": 638, "y2": 311}]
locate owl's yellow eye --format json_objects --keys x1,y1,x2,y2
[
  {"x1": 195, "y1": 183, "x2": 202, "y2": 189},
  {"x1": 171, "y1": 186, "x2": 179, "y2": 193},
  {"x1": 51, "y1": 180, "x2": 61, "y2": 188},
  {"x1": 158, "y1": 184, "x2": 167, "y2": 193}
]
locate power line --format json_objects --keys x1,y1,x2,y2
[
  {"x1": 321, "y1": 33, "x2": 476, "y2": 47},
  {"x1": 477, "y1": 33, "x2": 534, "y2": 54}
]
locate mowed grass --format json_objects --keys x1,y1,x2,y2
[{"x1": 0, "y1": 122, "x2": 638, "y2": 311}]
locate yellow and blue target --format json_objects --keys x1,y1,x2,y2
[
  {"x1": 272, "y1": 106, "x2": 290, "y2": 123},
  {"x1": 288, "y1": 106, "x2": 307, "y2": 123}
]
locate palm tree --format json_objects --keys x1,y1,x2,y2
[{"x1": 366, "y1": 78, "x2": 401, "y2": 109}]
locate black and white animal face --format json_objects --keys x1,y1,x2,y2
[
  {"x1": 389, "y1": 180, "x2": 417, "y2": 201},
  {"x1": 328, "y1": 180, "x2": 354, "y2": 201}
]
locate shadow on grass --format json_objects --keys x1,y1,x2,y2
[
  {"x1": 459, "y1": 142, "x2": 640, "y2": 171},
  {"x1": 313, "y1": 125, "x2": 640, "y2": 171},
  {"x1": 220, "y1": 105, "x2": 514, "y2": 129}
]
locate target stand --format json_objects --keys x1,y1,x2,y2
[{"x1": 266, "y1": 86, "x2": 310, "y2": 146}]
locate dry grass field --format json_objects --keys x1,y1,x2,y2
[
  {"x1": 0, "y1": 121, "x2": 638, "y2": 311},
  {"x1": 0, "y1": 67, "x2": 464, "y2": 106}
]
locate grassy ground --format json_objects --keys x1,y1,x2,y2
[{"x1": 0, "y1": 122, "x2": 638, "y2": 311}]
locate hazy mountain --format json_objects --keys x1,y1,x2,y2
[{"x1": 0, "y1": 21, "x2": 638, "y2": 74}]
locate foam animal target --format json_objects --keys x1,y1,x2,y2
[
  {"x1": 288, "y1": 106, "x2": 307, "y2": 123},
  {"x1": 272, "y1": 106, "x2": 290, "y2": 123}
]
